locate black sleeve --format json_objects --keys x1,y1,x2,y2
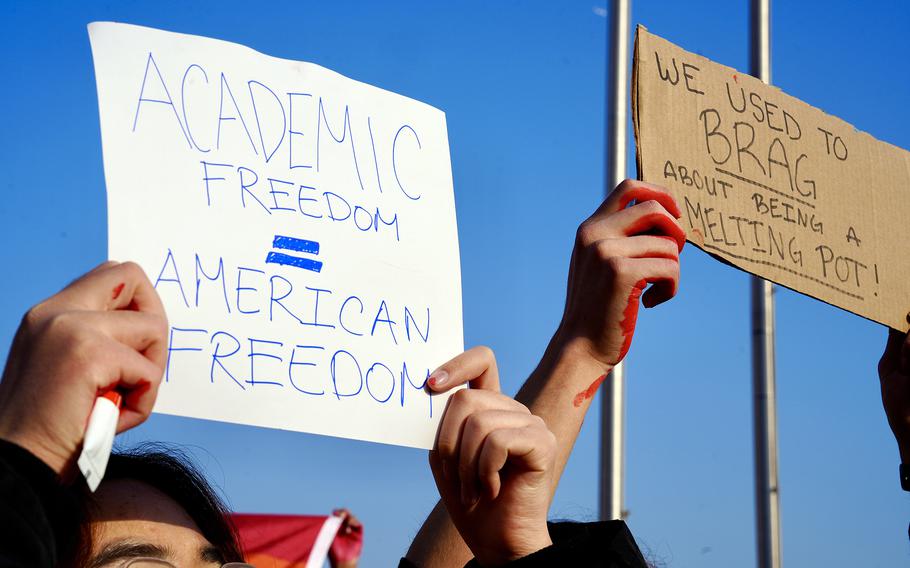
[
  {"x1": 0, "y1": 439, "x2": 83, "y2": 568},
  {"x1": 398, "y1": 520, "x2": 648, "y2": 568}
]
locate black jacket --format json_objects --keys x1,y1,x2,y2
[
  {"x1": 399, "y1": 519, "x2": 648, "y2": 568},
  {"x1": 0, "y1": 439, "x2": 83, "y2": 567}
]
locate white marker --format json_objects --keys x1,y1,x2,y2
[{"x1": 78, "y1": 390, "x2": 122, "y2": 492}]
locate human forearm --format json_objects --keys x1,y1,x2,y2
[
  {"x1": 405, "y1": 181, "x2": 683, "y2": 566},
  {"x1": 405, "y1": 501, "x2": 471, "y2": 568},
  {"x1": 515, "y1": 329, "x2": 612, "y2": 496}
]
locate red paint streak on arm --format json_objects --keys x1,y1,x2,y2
[
  {"x1": 573, "y1": 374, "x2": 608, "y2": 407},
  {"x1": 617, "y1": 279, "x2": 648, "y2": 362},
  {"x1": 572, "y1": 278, "x2": 648, "y2": 407},
  {"x1": 112, "y1": 282, "x2": 125, "y2": 300},
  {"x1": 617, "y1": 187, "x2": 682, "y2": 218}
]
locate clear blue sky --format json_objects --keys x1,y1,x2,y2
[{"x1": 1, "y1": 1, "x2": 908, "y2": 566}]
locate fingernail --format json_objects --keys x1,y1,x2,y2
[{"x1": 427, "y1": 369, "x2": 448, "y2": 389}]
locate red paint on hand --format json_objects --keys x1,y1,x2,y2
[
  {"x1": 573, "y1": 373, "x2": 608, "y2": 407},
  {"x1": 625, "y1": 213, "x2": 686, "y2": 252},
  {"x1": 112, "y1": 282, "x2": 125, "y2": 300},
  {"x1": 650, "y1": 235, "x2": 683, "y2": 260},
  {"x1": 617, "y1": 186, "x2": 683, "y2": 218},
  {"x1": 618, "y1": 278, "x2": 648, "y2": 362}
]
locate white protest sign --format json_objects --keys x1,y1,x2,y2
[{"x1": 88, "y1": 22, "x2": 463, "y2": 449}]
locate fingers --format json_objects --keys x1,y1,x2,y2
[
  {"x1": 599, "y1": 235, "x2": 680, "y2": 262},
  {"x1": 636, "y1": 258, "x2": 681, "y2": 308},
  {"x1": 610, "y1": 200, "x2": 686, "y2": 251},
  {"x1": 48, "y1": 310, "x2": 167, "y2": 432},
  {"x1": 39, "y1": 263, "x2": 168, "y2": 432},
  {"x1": 427, "y1": 345, "x2": 499, "y2": 393},
  {"x1": 332, "y1": 508, "x2": 362, "y2": 534},
  {"x1": 580, "y1": 199, "x2": 686, "y2": 254},
  {"x1": 435, "y1": 390, "x2": 529, "y2": 484},
  {"x1": 596, "y1": 179, "x2": 683, "y2": 219},
  {"x1": 69, "y1": 310, "x2": 169, "y2": 371},
  {"x1": 433, "y1": 388, "x2": 552, "y2": 509},
  {"x1": 622, "y1": 210, "x2": 687, "y2": 253},
  {"x1": 579, "y1": 201, "x2": 683, "y2": 309},
  {"x1": 591, "y1": 247, "x2": 680, "y2": 308},
  {"x1": 477, "y1": 421, "x2": 555, "y2": 500},
  {"x1": 345, "y1": 514, "x2": 362, "y2": 532},
  {"x1": 51, "y1": 261, "x2": 166, "y2": 316},
  {"x1": 96, "y1": 339, "x2": 163, "y2": 433},
  {"x1": 458, "y1": 410, "x2": 539, "y2": 506}
]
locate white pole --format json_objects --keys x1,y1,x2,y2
[
  {"x1": 600, "y1": 0, "x2": 630, "y2": 522},
  {"x1": 750, "y1": 1, "x2": 782, "y2": 567}
]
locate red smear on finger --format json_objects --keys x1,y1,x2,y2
[
  {"x1": 655, "y1": 234, "x2": 681, "y2": 247},
  {"x1": 618, "y1": 279, "x2": 648, "y2": 362},
  {"x1": 643, "y1": 236, "x2": 681, "y2": 261},
  {"x1": 617, "y1": 187, "x2": 682, "y2": 218},
  {"x1": 573, "y1": 373, "x2": 608, "y2": 407},
  {"x1": 625, "y1": 213, "x2": 686, "y2": 252},
  {"x1": 112, "y1": 282, "x2": 125, "y2": 300}
]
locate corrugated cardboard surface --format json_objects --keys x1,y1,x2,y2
[{"x1": 633, "y1": 26, "x2": 910, "y2": 331}]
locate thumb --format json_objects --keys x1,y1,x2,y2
[{"x1": 427, "y1": 346, "x2": 500, "y2": 393}]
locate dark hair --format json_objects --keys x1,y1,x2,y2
[{"x1": 74, "y1": 443, "x2": 244, "y2": 566}]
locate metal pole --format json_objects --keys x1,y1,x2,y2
[
  {"x1": 750, "y1": 1, "x2": 782, "y2": 567},
  {"x1": 600, "y1": 0, "x2": 630, "y2": 522}
]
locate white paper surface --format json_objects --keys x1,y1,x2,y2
[{"x1": 88, "y1": 22, "x2": 463, "y2": 449}]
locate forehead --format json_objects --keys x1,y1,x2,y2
[{"x1": 90, "y1": 479, "x2": 213, "y2": 558}]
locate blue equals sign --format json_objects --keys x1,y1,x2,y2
[{"x1": 265, "y1": 235, "x2": 323, "y2": 273}]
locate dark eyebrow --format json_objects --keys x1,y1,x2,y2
[
  {"x1": 201, "y1": 544, "x2": 226, "y2": 564},
  {"x1": 89, "y1": 541, "x2": 172, "y2": 568}
]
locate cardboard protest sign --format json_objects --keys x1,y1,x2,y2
[
  {"x1": 633, "y1": 27, "x2": 910, "y2": 331},
  {"x1": 88, "y1": 22, "x2": 463, "y2": 448}
]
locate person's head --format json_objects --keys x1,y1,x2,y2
[{"x1": 75, "y1": 443, "x2": 245, "y2": 568}]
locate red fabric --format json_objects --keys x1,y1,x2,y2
[
  {"x1": 328, "y1": 520, "x2": 363, "y2": 563},
  {"x1": 232, "y1": 513, "x2": 363, "y2": 566}
]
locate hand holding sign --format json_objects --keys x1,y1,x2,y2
[
  {"x1": 0, "y1": 261, "x2": 167, "y2": 476},
  {"x1": 427, "y1": 347, "x2": 556, "y2": 567},
  {"x1": 561, "y1": 180, "x2": 684, "y2": 372}
]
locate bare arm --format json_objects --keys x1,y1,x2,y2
[{"x1": 406, "y1": 180, "x2": 685, "y2": 567}]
